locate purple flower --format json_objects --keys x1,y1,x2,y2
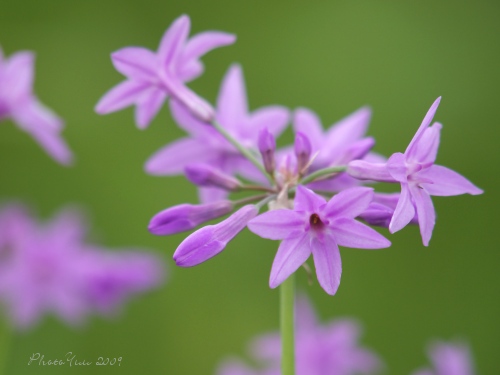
[
  {"x1": 347, "y1": 97, "x2": 483, "y2": 245},
  {"x1": 412, "y1": 341, "x2": 475, "y2": 375},
  {"x1": 145, "y1": 64, "x2": 289, "y2": 202},
  {"x1": 217, "y1": 295, "x2": 381, "y2": 375},
  {"x1": 173, "y1": 205, "x2": 258, "y2": 267},
  {"x1": 0, "y1": 204, "x2": 164, "y2": 329},
  {"x1": 148, "y1": 201, "x2": 233, "y2": 235},
  {"x1": 0, "y1": 47, "x2": 73, "y2": 164},
  {"x1": 95, "y1": 15, "x2": 236, "y2": 126},
  {"x1": 248, "y1": 186, "x2": 390, "y2": 295},
  {"x1": 291, "y1": 106, "x2": 375, "y2": 192}
]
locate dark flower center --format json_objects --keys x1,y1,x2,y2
[{"x1": 309, "y1": 213, "x2": 324, "y2": 228}]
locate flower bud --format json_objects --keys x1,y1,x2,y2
[
  {"x1": 173, "y1": 205, "x2": 258, "y2": 267},
  {"x1": 294, "y1": 132, "x2": 312, "y2": 173},
  {"x1": 185, "y1": 163, "x2": 241, "y2": 191},
  {"x1": 258, "y1": 128, "x2": 276, "y2": 175},
  {"x1": 358, "y1": 193, "x2": 418, "y2": 227},
  {"x1": 148, "y1": 201, "x2": 233, "y2": 235}
]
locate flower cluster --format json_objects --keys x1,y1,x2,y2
[
  {"x1": 97, "y1": 16, "x2": 482, "y2": 296},
  {"x1": 217, "y1": 296, "x2": 381, "y2": 375},
  {"x1": 0, "y1": 205, "x2": 164, "y2": 329}
]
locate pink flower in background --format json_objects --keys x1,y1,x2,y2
[
  {"x1": 0, "y1": 204, "x2": 164, "y2": 329},
  {"x1": 0, "y1": 47, "x2": 73, "y2": 165},
  {"x1": 217, "y1": 295, "x2": 381, "y2": 375},
  {"x1": 95, "y1": 14, "x2": 236, "y2": 126},
  {"x1": 412, "y1": 341, "x2": 475, "y2": 375}
]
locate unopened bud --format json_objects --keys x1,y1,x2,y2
[
  {"x1": 294, "y1": 132, "x2": 312, "y2": 173},
  {"x1": 148, "y1": 201, "x2": 233, "y2": 235},
  {"x1": 258, "y1": 128, "x2": 276, "y2": 175},
  {"x1": 185, "y1": 163, "x2": 241, "y2": 191}
]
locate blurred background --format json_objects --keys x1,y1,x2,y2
[{"x1": 0, "y1": 0, "x2": 498, "y2": 374}]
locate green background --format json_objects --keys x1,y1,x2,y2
[{"x1": 0, "y1": 0, "x2": 498, "y2": 374}]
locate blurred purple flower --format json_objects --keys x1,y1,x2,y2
[
  {"x1": 412, "y1": 341, "x2": 475, "y2": 375},
  {"x1": 217, "y1": 295, "x2": 381, "y2": 375},
  {"x1": 145, "y1": 64, "x2": 289, "y2": 203},
  {"x1": 248, "y1": 186, "x2": 390, "y2": 295},
  {"x1": 0, "y1": 47, "x2": 73, "y2": 164},
  {"x1": 0, "y1": 204, "x2": 164, "y2": 329},
  {"x1": 95, "y1": 14, "x2": 235, "y2": 126},
  {"x1": 347, "y1": 97, "x2": 483, "y2": 245}
]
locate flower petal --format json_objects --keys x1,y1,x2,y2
[
  {"x1": 406, "y1": 97, "x2": 441, "y2": 155},
  {"x1": 11, "y1": 99, "x2": 63, "y2": 133},
  {"x1": 198, "y1": 186, "x2": 229, "y2": 204},
  {"x1": 269, "y1": 232, "x2": 311, "y2": 288},
  {"x1": 419, "y1": 165, "x2": 483, "y2": 196},
  {"x1": 293, "y1": 107, "x2": 325, "y2": 151},
  {"x1": 177, "y1": 59, "x2": 204, "y2": 82},
  {"x1": 248, "y1": 210, "x2": 305, "y2": 240},
  {"x1": 169, "y1": 99, "x2": 213, "y2": 136},
  {"x1": 144, "y1": 138, "x2": 214, "y2": 175},
  {"x1": 181, "y1": 31, "x2": 236, "y2": 64},
  {"x1": 158, "y1": 14, "x2": 190, "y2": 66},
  {"x1": 95, "y1": 80, "x2": 149, "y2": 114},
  {"x1": 134, "y1": 87, "x2": 167, "y2": 129},
  {"x1": 387, "y1": 152, "x2": 408, "y2": 182},
  {"x1": 294, "y1": 186, "x2": 327, "y2": 213},
  {"x1": 173, "y1": 226, "x2": 223, "y2": 267},
  {"x1": 410, "y1": 184, "x2": 435, "y2": 246},
  {"x1": 346, "y1": 160, "x2": 395, "y2": 182},
  {"x1": 111, "y1": 47, "x2": 157, "y2": 80},
  {"x1": 324, "y1": 187, "x2": 374, "y2": 219},
  {"x1": 216, "y1": 64, "x2": 248, "y2": 131},
  {"x1": 325, "y1": 106, "x2": 371, "y2": 151},
  {"x1": 246, "y1": 105, "x2": 289, "y2": 141},
  {"x1": 331, "y1": 218, "x2": 391, "y2": 249},
  {"x1": 310, "y1": 234, "x2": 342, "y2": 295},
  {"x1": 389, "y1": 183, "x2": 416, "y2": 233},
  {"x1": 3, "y1": 51, "x2": 34, "y2": 102},
  {"x1": 407, "y1": 122, "x2": 442, "y2": 164},
  {"x1": 24, "y1": 127, "x2": 73, "y2": 165}
]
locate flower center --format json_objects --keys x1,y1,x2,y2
[{"x1": 309, "y1": 213, "x2": 324, "y2": 228}]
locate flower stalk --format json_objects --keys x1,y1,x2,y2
[
  {"x1": 211, "y1": 120, "x2": 274, "y2": 184},
  {"x1": 280, "y1": 273, "x2": 295, "y2": 375},
  {"x1": 299, "y1": 165, "x2": 347, "y2": 185}
]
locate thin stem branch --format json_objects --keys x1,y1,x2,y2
[
  {"x1": 299, "y1": 166, "x2": 347, "y2": 185},
  {"x1": 240, "y1": 185, "x2": 276, "y2": 193},
  {"x1": 280, "y1": 273, "x2": 295, "y2": 375},
  {"x1": 211, "y1": 120, "x2": 274, "y2": 184},
  {"x1": 232, "y1": 194, "x2": 268, "y2": 206}
]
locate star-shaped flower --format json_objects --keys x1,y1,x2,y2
[
  {"x1": 347, "y1": 97, "x2": 483, "y2": 245},
  {"x1": 248, "y1": 186, "x2": 390, "y2": 295},
  {"x1": 0, "y1": 47, "x2": 72, "y2": 164},
  {"x1": 95, "y1": 14, "x2": 236, "y2": 127}
]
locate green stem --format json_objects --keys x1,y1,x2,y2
[
  {"x1": 0, "y1": 319, "x2": 11, "y2": 375},
  {"x1": 211, "y1": 120, "x2": 274, "y2": 184},
  {"x1": 299, "y1": 166, "x2": 347, "y2": 185},
  {"x1": 280, "y1": 273, "x2": 295, "y2": 375}
]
